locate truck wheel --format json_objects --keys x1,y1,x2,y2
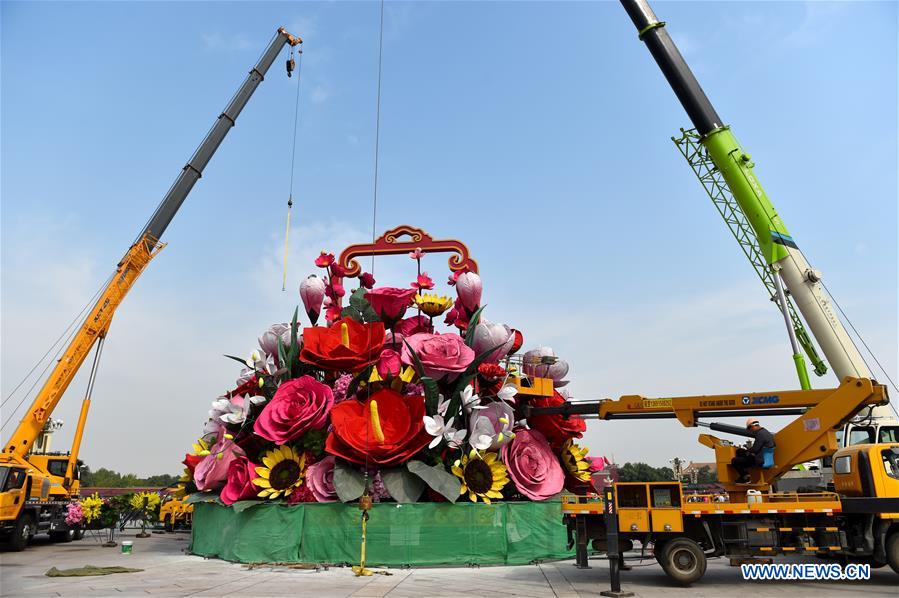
[
  {"x1": 164, "y1": 516, "x2": 174, "y2": 533},
  {"x1": 72, "y1": 529, "x2": 84, "y2": 541},
  {"x1": 49, "y1": 529, "x2": 75, "y2": 543},
  {"x1": 8, "y1": 514, "x2": 34, "y2": 552},
  {"x1": 887, "y1": 530, "x2": 899, "y2": 575},
  {"x1": 658, "y1": 538, "x2": 707, "y2": 586}
]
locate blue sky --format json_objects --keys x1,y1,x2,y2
[{"x1": 2, "y1": 1, "x2": 896, "y2": 474}]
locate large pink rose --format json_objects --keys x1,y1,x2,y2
[
  {"x1": 220, "y1": 456, "x2": 259, "y2": 505},
  {"x1": 401, "y1": 332, "x2": 475, "y2": 380},
  {"x1": 306, "y1": 456, "x2": 338, "y2": 502},
  {"x1": 500, "y1": 428, "x2": 564, "y2": 501},
  {"x1": 254, "y1": 376, "x2": 333, "y2": 444},
  {"x1": 194, "y1": 432, "x2": 245, "y2": 491},
  {"x1": 364, "y1": 287, "x2": 416, "y2": 325}
]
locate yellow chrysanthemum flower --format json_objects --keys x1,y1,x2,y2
[
  {"x1": 415, "y1": 294, "x2": 454, "y2": 318},
  {"x1": 80, "y1": 493, "x2": 104, "y2": 523},
  {"x1": 253, "y1": 445, "x2": 306, "y2": 499},
  {"x1": 130, "y1": 491, "x2": 161, "y2": 511},
  {"x1": 451, "y1": 450, "x2": 509, "y2": 504},
  {"x1": 560, "y1": 439, "x2": 592, "y2": 483}
]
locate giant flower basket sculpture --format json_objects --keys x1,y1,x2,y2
[{"x1": 178, "y1": 226, "x2": 609, "y2": 508}]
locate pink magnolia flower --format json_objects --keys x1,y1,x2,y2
[
  {"x1": 300, "y1": 275, "x2": 326, "y2": 325},
  {"x1": 258, "y1": 323, "x2": 289, "y2": 357},
  {"x1": 409, "y1": 248, "x2": 424, "y2": 260},
  {"x1": 522, "y1": 347, "x2": 569, "y2": 386},
  {"x1": 306, "y1": 456, "x2": 338, "y2": 502},
  {"x1": 194, "y1": 431, "x2": 245, "y2": 491},
  {"x1": 455, "y1": 272, "x2": 482, "y2": 311},
  {"x1": 500, "y1": 428, "x2": 564, "y2": 501},
  {"x1": 315, "y1": 251, "x2": 335, "y2": 268},
  {"x1": 377, "y1": 348, "x2": 402, "y2": 378},
  {"x1": 220, "y1": 456, "x2": 260, "y2": 505},
  {"x1": 254, "y1": 376, "x2": 334, "y2": 444},
  {"x1": 401, "y1": 332, "x2": 475, "y2": 380},
  {"x1": 364, "y1": 287, "x2": 417, "y2": 325},
  {"x1": 469, "y1": 401, "x2": 515, "y2": 450},
  {"x1": 412, "y1": 272, "x2": 435, "y2": 291},
  {"x1": 359, "y1": 272, "x2": 376, "y2": 289},
  {"x1": 472, "y1": 320, "x2": 515, "y2": 363}
]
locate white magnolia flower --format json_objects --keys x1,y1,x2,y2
[
  {"x1": 219, "y1": 395, "x2": 266, "y2": 425},
  {"x1": 461, "y1": 385, "x2": 486, "y2": 413},
  {"x1": 496, "y1": 384, "x2": 518, "y2": 403},
  {"x1": 423, "y1": 415, "x2": 462, "y2": 449}
]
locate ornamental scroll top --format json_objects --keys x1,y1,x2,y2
[{"x1": 338, "y1": 225, "x2": 479, "y2": 278}]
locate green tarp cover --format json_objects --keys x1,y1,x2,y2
[{"x1": 190, "y1": 501, "x2": 572, "y2": 566}]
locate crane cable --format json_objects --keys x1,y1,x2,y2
[
  {"x1": 282, "y1": 44, "x2": 305, "y2": 291},
  {"x1": 355, "y1": 0, "x2": 386, "y2": 579}
]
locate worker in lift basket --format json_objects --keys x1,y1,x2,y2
[{"x1": 730, "y1": 419, "x2": 775, "y2": 484}]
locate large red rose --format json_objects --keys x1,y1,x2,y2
[
  {"x1": 220, "y1": 456, "x2": 260, "y2": 505},
  {"x1": 300, "y1": 318, "x2": 385, "y2": 372},
  {"x1": 254, "y1": 376, "x2": 333, "y2": 444},
  {"x1": 364, "y1": 287, "x2": 416, "y2": 325},
  {"x1": 325, "y1": 388, "x2": 431, "y2": 467},
  {"x1": 526, "y1": 391, "x2": 586, "y2": 448}
]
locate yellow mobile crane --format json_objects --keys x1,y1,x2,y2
[{"x1": 0, "y1": 28, "x2": 302, "y2": 551}]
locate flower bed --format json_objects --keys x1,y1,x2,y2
[{"x1": 182, "y1": 227, "x2": 612, "y2": 565}]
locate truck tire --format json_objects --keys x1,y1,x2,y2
[
  {"x1": 658, "y1": 538, "x2": 707, "y2": 586},
  {"x1": 887, "y1": 530, "x2": 899, "y2": 576},
  {"x1": 73, "y1": 528, "x2": 84, "y2": 541},
  {"x1": 8, "y1": 514, "x2": 34, "y2": 552},
  {"x1": 164, "y1": 516, "x2": 174, "y2": 533}
]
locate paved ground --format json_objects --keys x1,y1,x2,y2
[{"x1": 1, "y1": 531, "x2": 896, "y2": 597}]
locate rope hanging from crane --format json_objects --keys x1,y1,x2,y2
[{"x1": 282, "y1": 43, "x2": 305, "y2": 291}]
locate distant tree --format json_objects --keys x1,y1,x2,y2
[
  {"x1": 696, "y1": 466, "x2": 717, "y2": 484},
  {"x1": 79, "y1": 465, "x2": 179, "y2": 488},
  {"x1": 617, "y1": 462, "x2": 673, "y2": 482}
]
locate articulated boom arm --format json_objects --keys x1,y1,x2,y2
[
  {"x1": 3, "y1": 235, "x2": 165, "y2": 459},
  {"x1": 525, "y1": 377, "x2": 887, "y2": 489}
]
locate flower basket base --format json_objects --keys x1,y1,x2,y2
[{"x1": 190, "y1": 500, "x2": 571, "y2": 567}]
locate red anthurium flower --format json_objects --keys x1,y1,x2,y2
[
  {"x1": 315, "y1": 251, "x2": 335, "y2": 268},
  {"x1": 325, "y1": 388, "x2": 431, "y2": 467},
  {"x1": 300, "y1": 318, "x2": 385, "y2": 372},
  {"x1": 412, "y1": 272, "x2": 435, "y2": 291},
  {"x1": 183, "y1": 453, "x2": 203, "y2": 474}
]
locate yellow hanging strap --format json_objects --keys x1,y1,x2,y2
[
  {"x1": 281, "y1": 195, "x2": 292, "y2": 292},
  {"x1": 352, "y1": 496, "x2": 374, "y2": 576}
]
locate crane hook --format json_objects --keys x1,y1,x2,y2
[{"x1": 286, "y1": 52, "x2": 296, "y2": 78}]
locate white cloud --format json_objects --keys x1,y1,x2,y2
[{"x1": 309, "y1": 84, "x2": 332, "y2": 104}]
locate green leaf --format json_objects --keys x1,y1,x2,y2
[
  {"x1": 224, "y1": 354, "x2": 250, "y2": 367},
  {"x1": 230, "y1": 500, "x2": 262, "y2": 513},
  {"x1": 464, "y1": 305, "x2": 487, "y2": 347},
  {"x1": 277, "y1": 337, "x2": 288, "y2": 373},
  {"x1": 288, "y1": 307, "x2": 300, "y2": 378},
  {"x1": 362, "y1": 305, "x2": 380, "y2": 323},
  {"x1": 349, "y1": 287, "x2": 370, "y2": 312},
  {"x1": 380, "y1": 467, "x2": 425, "y2": 503},
  {"x1": 346, "y1": 365, "x2": 373, "y2": 399},
  {"x1": 333, "y1": 461, "x2": 366, "y2": 502},
  {"x1": 184, "y1": 492, "x2": 217, "y2": 505},
  {"x1": 422, "y1": 377, "x2": 441, "y2": 416},
  {"x1": 341, "y1": 306, "x2": 363, "y2": 323},
  {"x1": 407, "y1": 461, "x2": 461, "y2": 503}
]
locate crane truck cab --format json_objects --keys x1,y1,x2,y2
[{"x1": 159, "y1": 489, "x2": 193, "y2": 532}]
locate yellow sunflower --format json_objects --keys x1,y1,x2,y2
[
  {"x1": 415, "y1": 293, "x2": 454, "y2": 318},
  {"x1": 560, "y1": 439, "x2": 592, "y2": 483},
  {"x1": 452, "y1": 450, "x2": 508, "y2": 504},
  {"x1": 253, "y1": 445, "x2": 306, "y2": 499}
]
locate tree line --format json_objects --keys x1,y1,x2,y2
[
  {"x1": 615, "y1": 462, "x2": 717, "y2": 484},
  {"x1": 80, "y1": 466, "x2": 179, "y2": 488}
]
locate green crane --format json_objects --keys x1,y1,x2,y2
[{"x1": 620, "y1": 0, "x2": 895, "y2": 429}]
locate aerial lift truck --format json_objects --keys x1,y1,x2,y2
[
  {"x1": 0, "y1": 28, "x2": 302, "y2": 551},
  {"x1": 523, "y1": 0, "x2": 899, "y2": 585}
]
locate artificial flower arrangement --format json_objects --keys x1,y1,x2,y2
[{"x1": 179, "y1": 243, "x2": 609, "y2": 507}]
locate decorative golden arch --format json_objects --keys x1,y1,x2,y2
[{"x1": 338, "y1": 225, "x2": 479, "y2": 277}]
